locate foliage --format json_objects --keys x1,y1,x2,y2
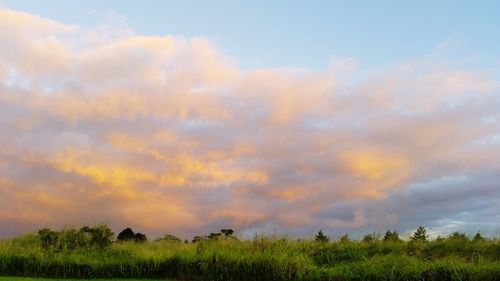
[
  {"x1": 208, "y1": 232, "x2": 222, "y2": 240},
  {"x1": 473, "y1": 232, "x2": 486, "y2": 242},
  {"x1": 1, "y1": 227, "x2": 500, "y2": 280},
  {"x1": 0, "y1": 276, "x2": 168, "y2": 281},
  {"x1": 37, "y1": 224, "x2": 113, "y2": 251},
  {"x1": 133, "y1": 233, "x2": 147, "y2": 243},
  {"x1": 192, "y1": 235, "x2": 209, "y2": 243},
  {"x1": 117, "y1": 227, "x2": 147, "y2": 243},
  {"x1": 362, "y1": 233, "x2": 379, "y2": 243},
  {"x1": 339, "y1": 234, "x2": 351, "y2": 243},
  {"x1": 221, "y1": 229, "x2": 234, "y2": 237},
  {"x1": 37, "y1": 228, "x2": 59, "y2": 250},
  {"x1": 314, "y1": 230, "x2": 329, "y2": 243},
  {"x1": 383, "y1": 230, "x2": 402, "y2": 242},
  {"x1": 85, "y1": 224, "x2": 114, "y2": 248},
  {"x1": 410, "y1": 226, "x2": 428, "y2": 242},
  {"x1": 447, "y1": 231, "x2": 469, "y2": 243},
  {"x1": 117, "y1": 228, "x2": 135, "y2": 242},
  {"x1": 155, "y1": 234, "x2": 182, "y2": 243},
  {"x1": 194, "y1": 229, "x2": 237, "y2": 243}
]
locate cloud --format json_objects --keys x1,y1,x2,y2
[{"x1": 0, "y1": 8, "x2": 499, "y2": 238}]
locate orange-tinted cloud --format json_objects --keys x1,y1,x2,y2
[{"x1": 0, "y1": 8, "x2": 499, "y2": 238}]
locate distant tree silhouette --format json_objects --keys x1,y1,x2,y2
[
  {"x1": 315, "y1": 230, "x2": 329, "y2": 243},
  {"x1": 383, "y1": 230, "x2": 401, "y2": 242},
  {"x1": 117, "y1": 227, "x2": 146, "y2": 243},
  {"x1": 362, "y1": 233, "x2": 378, "y2": 243},
  {"x1": 221, "y1": 229, "x2": 234, "y2": 237},
  {"x1": 473, "y1": 232, "x2": 485, "y2": 242},
  {"x1": 134, "y1": 233, "x2": 147, "y2": 243},
  {"x1": 117, "y1": 228, "x2": 136, "y2": 242},
  {"x1": 192, "y1": 235, "x2": 209, "y2": 243},
  {"x1": 155, "y1": 234, "x2": 181, "y2": 243},
  {"x1": 208, "y1": 232, "x2": 222, "y2": 240},
  {"x1": 447, "y1": 231, "x2": 469, "y2": 243}
]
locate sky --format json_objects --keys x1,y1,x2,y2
[{"x1": 0, "y1": 1, "x2": 499, "y2": 239}]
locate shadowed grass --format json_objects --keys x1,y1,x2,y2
[{"x1": 0, "y1": 276, "x2": 168, "y2": 281}]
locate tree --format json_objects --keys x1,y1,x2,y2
[
  {"x1": 362, "y1": 233, "x2": 378, "y2": 243},
  {"x1": 155, "y1": 234, "x2": 181, "y2": 243},
  {"x1": 134, "y1": 233, "x2": 147, "y2": 243},
  {"x1": 472, "y1": 232, "x2": 485, "y2": 242},
  {"x1": 117, "y1": 227, "x2": 146, "y2": 243},
  {"x1": 38, "y1": 224, "x2": 113, "y2": 251},
  {"x1": 383, "y1": 230, "x2": 401, "y2": 242},
  {"x1": 221, "y1": 229, "x2": 234, "y2": 237},
  {"x1": 192, "y1": 235, "x2": 209, "y2": 243},
  {"x1": 339, "y1": 234, "x2": 351, "y2": 243},
  {"x1": 447, "y1": 231, "x2": 469, "y2": 243},
  {"x1": 117, "y1": 228, "x2": 135, "y2": 242},
  {"x1": 208, "y1": 232, "x2": 222, "y2": 240},
  {"x1": 61, "y1": 227, "x2": 91, "y2": 250},
  {"x1": 315, "y1": 230, "x2": 329, "y2": 243},
  {"x1": 38, "y1": 228, "x2": 59, "y2": 250},
  {"x1": 410, "y1": 226, "x2": 428, "y2": 242},
  {"x1": 86, "y1": 224, "x2": 114, "y2": 249}
]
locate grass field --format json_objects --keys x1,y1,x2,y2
[
  {"x1": 1, "y1": 230, "x2": 499, "y2": 281},
  {"x1": 0, "y1": 276, "x2": 168, "y2": 281}
]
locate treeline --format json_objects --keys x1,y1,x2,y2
[
  {"x1": 23, "y1": 224, "x2": 497, "y2": 253},
  {"x1": 314, "y1": 226, "x2": 487, "y2": 243},
  {"x1": 32, "y1": 224, "x2": 238, "y2": 252}
]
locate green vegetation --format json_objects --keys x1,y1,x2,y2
[
  {"x1": 117, "y1": 228, "x2": 147, "y2": 243},
  {"x1": 1, "y1": 225, "x2": 499, "y2": 280},
  {"x1": 410, "y1": 226, "x2": 429, "y2": 242},
  {"x1": 0, "y1": 276, "x2": 168, "y2": 281},
  {"x1": 314, "y1": 230, "x2": 329, "y2": 243},
  {"x1": 383, "y1": 230, "x2": 402, "y2": 242}
]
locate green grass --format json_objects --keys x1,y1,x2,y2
[
  {"x1": 1, "y1": 234, "x2": 499, "y2": 280},
  {"x1": 0, "y1": 276, "x2": 167, "y2": 281}
]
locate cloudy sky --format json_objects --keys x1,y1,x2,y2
[{"x1": 0, "y1": 1, "x2": 499, "y2": 239}]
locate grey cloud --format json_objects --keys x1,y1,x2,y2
[{"x1": 0, "y1": 8, "x2": 499, "y2": 240}]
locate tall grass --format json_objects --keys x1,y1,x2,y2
[{"x1": 1, "y1": 233, "x2": 499, "y2": 280}]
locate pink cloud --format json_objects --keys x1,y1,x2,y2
[{"x1": 0, "y1": 8, "x2": 499, "y2": 238}]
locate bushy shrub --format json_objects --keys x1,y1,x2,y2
[
  {"x1": 36, "y1": 224, "x2": 114, "y2": 251},
  {"x1": 38, "y1": 228, "x2": 59, "y2": 250},
  {"x1": 362, "y1": 233, "x2": 379, "y2": 243},
  {"x1": 86, "y1": 224, "x2": 114, "y2": 248}
]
